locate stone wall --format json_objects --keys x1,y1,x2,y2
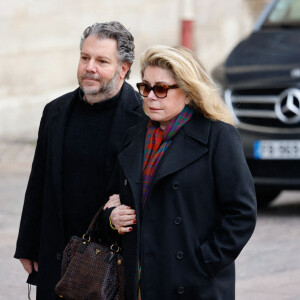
[{"x1": 0, "y1": 0, "x2": 269, "y2": 140}]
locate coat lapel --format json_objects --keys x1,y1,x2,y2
[
  {"x1": 152, "y1": 114, "x2": 211, "y2": 186},
  {"x1": 49, "y1": 84, "x2": 142, "y2": 213},
  {"x1": 118, "y1": 114, "x2": 212, "y2": 213},
  {"x1": 118, "y1": 121, "x2": 148, "y2": 214},
  {"x1": 49, "y1": 90, "x2": 77, "y2": 211},
  {"x1": 105, "y1": 82, "x2": 144, "y2": 181}
]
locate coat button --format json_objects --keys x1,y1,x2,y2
[
  {"x1": 56, "y1": 253, "x2": 62, "y2": 261},
  {"x1": 174, "y1": 217, "x2": 182, "y2": 225},
  {"x1": 172, "y1": 182, "x2": 180, "y2": 190},
  {"x1": 178, "y1": 286, "x2": 185, "y2": 294},
  {"x1": 124, "y1": 179, "x2": 128, "y2": 186},
  {"x1": 176, "y1": 251, "x2": 184, "y2": 260}
]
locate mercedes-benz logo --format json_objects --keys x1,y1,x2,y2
[
  {"x1": 275, "y1": 88, "x2": 300, "y2": 124},
  {"x1": 290, "y1": 68, "x2": 300, "y2": 79}
]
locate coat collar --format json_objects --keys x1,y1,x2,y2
[
  {"x1": 181, "y1": 111, "x2": 211, "y2": 145},
  {"x1": 151, "y1": 113, "x2": 211, "y2": 186},
  {"x1": 49, "y1": 83, "x2": 143, "y2": 207},
  {"x1": 118, "y1": 113, "x2": 211, "y2": 210},
  {"x1": 103, "y1": 82, "x2": 144, "y2": 176}
]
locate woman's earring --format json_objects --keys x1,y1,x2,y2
[{"x1": 185, "y1": 95, "x2": 190, "y2": 105}]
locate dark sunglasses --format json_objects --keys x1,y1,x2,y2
[{"x1": 136, "y1": 82, "x2": 179, "y2": 99}]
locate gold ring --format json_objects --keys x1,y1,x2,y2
[{"x1": 118, "y1": 227, "x2": 124, "y2": 235}]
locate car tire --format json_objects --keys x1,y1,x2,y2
[{"x1": 255, "y1": 187, "x2": 281, "y2": 209}]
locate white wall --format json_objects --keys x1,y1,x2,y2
[{"x1": 0, "y1": 0, "x2": 268, "y2": 140}]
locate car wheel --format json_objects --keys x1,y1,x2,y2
[{"x1": 255, "y1": 187, "x2": 281, "y2": 209}]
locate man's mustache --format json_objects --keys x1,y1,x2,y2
[{"x1": 80, "y1": 74, "x2": 101, "y2": 81}]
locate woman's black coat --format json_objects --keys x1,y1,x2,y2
[
  {"x1": 103, "y1": 113, "x2": 257, "y2": 300},
  {"x1": 14, "y1": 83, "x2": 143, "y2": 300}
]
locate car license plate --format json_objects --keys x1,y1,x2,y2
[{"x1": 254, "y1": 140, "x2": 300, "y2": 159}]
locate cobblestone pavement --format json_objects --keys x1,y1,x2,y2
[{"x1": 1, "y1": 141, "x2": 300, "y2": 300}]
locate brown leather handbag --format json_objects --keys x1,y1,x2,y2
[{"x1": 55, "y1": 208, "x2": 124, "y2": 300}]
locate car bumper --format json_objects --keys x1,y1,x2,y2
[{"x1": 239, "y1": 128, "x2": 300, "y2": 189}]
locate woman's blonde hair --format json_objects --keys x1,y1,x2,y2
[{"x1": 140, "y1": 45, "x2": 234, "y2": 125}]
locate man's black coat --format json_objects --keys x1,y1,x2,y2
[{"x1": 14, "y1": 82, "x2": 144, "y2": 299}]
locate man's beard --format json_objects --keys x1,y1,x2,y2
[{"x1": 78, "y1": 68, "x2": 121, "y2": 100}]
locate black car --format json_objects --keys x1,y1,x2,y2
[{"x1": 212, "y1": 0, "x2": 300, "y2": 207}]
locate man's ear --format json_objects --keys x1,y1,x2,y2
[{"x1": 120, "y1": 62, "x2": 130, "y2": 79}]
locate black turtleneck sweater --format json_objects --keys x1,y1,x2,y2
[{"x1": 62, "y1": 90, "x2": 119, "y2": 241}]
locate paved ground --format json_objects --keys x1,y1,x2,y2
[
  {"x1": 0, "y1": 142, "x2": 37, "y2": 299},
  {"x1": 1, "y1": 141, "x2": 300, "y2": 299},
  {"x1": 236, "y1": 193, "x2": 300, "y2": 300}
]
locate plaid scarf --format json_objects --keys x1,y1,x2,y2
[{"x1": 141, "y1": 106, "x2": 193, "y2": 209}]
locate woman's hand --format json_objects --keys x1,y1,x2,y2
[
  {"x1": 104, "y1": 194, "x2": 121, "y2": 210},
  {"x1": 110, "y1": 205, "x2": 136, "y2": 234}
]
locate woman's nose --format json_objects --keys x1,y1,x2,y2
[{"x1": 147, "y1": 90, "x2": 157, "y2": 99}]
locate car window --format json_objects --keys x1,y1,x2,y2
[{"x1": 263, "y1": 0, "x2": 300, "y2": 28}]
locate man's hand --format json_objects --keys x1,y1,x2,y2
[{"x1": 19, "y1": 258, "x2": 38, "y2": 274}]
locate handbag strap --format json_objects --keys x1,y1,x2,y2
[
  {"x1": 84, "y1": 206, "x2": 104, "y2": 238},
  {"x1": 84, "y1": 205, "x2": 120, "y2": 248}
]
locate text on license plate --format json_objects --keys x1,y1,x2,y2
[{"x1": 254, "y1": 140, "x2": 300, "y2": 159}]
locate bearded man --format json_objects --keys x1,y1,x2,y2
[{"x1": 14, "y1": 21, "x2": 144, "y2": 300}]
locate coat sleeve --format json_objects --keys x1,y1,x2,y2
[
  {"x1": 95, "y1": 162, "x2": 121, "y2": 244},
  {"x1": 95, "y1": 125, "x2": 139, "y2": 244},
  {"x1": 14, "y1": 105, "x2": 49, "y2": 261},
  {"x1": 197, "y1": 123, "x2": 257, "y2": 277}
]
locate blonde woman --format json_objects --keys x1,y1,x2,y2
[{"x1": 99, "y1": 45, "x2": 257, "y2": 300}]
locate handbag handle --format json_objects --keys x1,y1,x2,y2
[
  {"x1": 83, "y1": 206, "x2": 104, "y2": 239},
  {"x1": 82, "y1": 205, "x2": 121, "y2": 255}
]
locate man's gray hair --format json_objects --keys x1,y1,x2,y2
[{"x1": 80, "y1": 21, "x2": 135, "y2": 79}]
